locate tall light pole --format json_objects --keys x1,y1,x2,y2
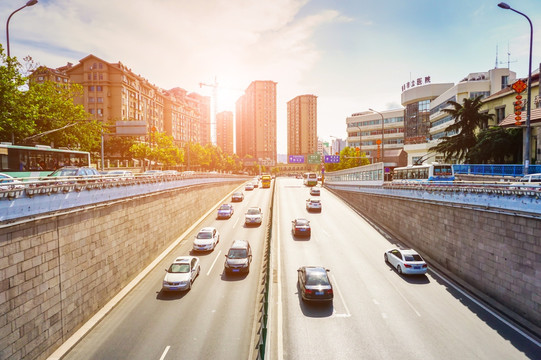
[
  {"x1": 369, "y1": 108, "x2": 385, "y2": 164},
  {"x1": 5, "y1": 0, "x2": 38, "y2": 58},
  {"x1": 498, "y1": 2, "x2": 533, "y2": 175}
]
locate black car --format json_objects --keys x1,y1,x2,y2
[
  {"x1": 297, "y1": 266, "x2": 333, "y2": 303},
  {"x1": 291, "y1": 218, "x2": 311, "y2": 237},
  {"x1": 224, "y1": 240, "x2": 252, "y2": 274}
]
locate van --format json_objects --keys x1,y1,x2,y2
[{"x1": 224, "y1": 240, "x2": 252, "y2": 274}]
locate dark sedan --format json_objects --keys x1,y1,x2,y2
[
  {"x1": 291, "y1": 218, "x2": 311, "y2": 237},
  {"x1": 297, "y1": 266, "x2": 333, "y2": 303}
]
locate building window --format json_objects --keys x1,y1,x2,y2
[
  {"x1": 96, "y1": 85, "x2": 103, "y2": 91},
  {"x1": 89, "y1": 97, "x2": 95, "y2": 103},
  {"x1": 501, "y1": 75, "x2": 509, "y2": 90},
  {"x1": 97, "y1": 97, "x2": 103, "y2": 103},
  {"x1": 495, "y1": 106, "x2": 506, "y2": 123},
  {"x1": 89, "y1": 86, "x2": 94, "y2": 92}
]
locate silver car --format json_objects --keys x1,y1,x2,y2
[
  {"x1": 245, "y1": 207, "x2": 262, "y2": 226},
  {"x1": 384, "y1": 248, "x2": 428, "y2": 275},
  {"x1": 306, "y1": 198, "x2": 322, "y2": 212},
  {"x1": 162, "y1": 256, "x2": 200, "y2": 291}
]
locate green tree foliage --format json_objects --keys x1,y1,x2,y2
[
  {"x1": 0, "y1": 48, "x2": 102, "y2": 152},
  {"x1": 429, "y1": 95, "x2": 493, "y2": 162},
  {"x1": 0, "y1": 47, "x2": 34, "y2": 140},
  {"x1": 466, "y1": 127, "x2": 522, "y2": 164}
]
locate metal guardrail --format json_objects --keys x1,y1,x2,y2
[{"x1": 0, "y1": 173, "x2": 249, "y2": 222}]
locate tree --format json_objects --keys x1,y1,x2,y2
[
  {"x1": 429, "y1": 95, "x2": 493, "y2": 162},
  {"x1": 0, "y1": 48, "x2": 102, "y2": 153},
  {"x1": 466, "y1": 127, "x2": 522, "y2": 164}
]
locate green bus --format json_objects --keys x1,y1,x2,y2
[{"x1": 0, "y1": 143, "x2": 91, "y2": 178}]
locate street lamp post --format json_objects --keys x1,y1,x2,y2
[
  {"x1": 498, "y1": 2, "x2": 533, "y2": 175},
  {"x1": 369, "y1": 108, "x2": 385, "y2": 164},
  {"x1": 5, "y1": 0, "x2": 38, "y2": 58}
]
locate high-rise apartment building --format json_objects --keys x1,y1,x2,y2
[
  {"x1": 235, "y1": 81, "x2": 277, "y2": 164},
  {"x1": 216, "y1": 111, "x2": 234, "y2": 155},
  {"x1": 287, "y1": 94, "x2": 317, "y2": 159}
]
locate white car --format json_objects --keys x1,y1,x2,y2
[
  {"x1": 245, "y1": 207, "x2": 263, "y2": 226},
  {"x1": 192, "y1": 227, "x2": 220, "y2": 252},
  {"x1": 384, "y1": 248, "x2": 428, "y2": 275},
  {"x1": 306, "y1": 198, "x2": 322, "y2": 212},
  {"x1": 309, "y1": 187, "x2": 320, "y2": 196},
  {"x1": 162, "y1": 256, "x2": 200, "y2": 292},
  {"x1": 0, "y1": 173, "x2": 24, "y2": 190},
  {"x1": 245, "y1": 183, "x2": 254, "y2": 191}
]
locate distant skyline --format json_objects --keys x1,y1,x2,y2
[{"x1": 2, "y1": 0, "x2": 541, "y2": 154}]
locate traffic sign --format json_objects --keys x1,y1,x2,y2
[
  {"x1": 307, "y1": 154, "x2": 321, "y2": 164},
  {"x1": 288, "y1": 155, "x2": 305, "y2": 163},
  {"x1": 324, "y1": 155, "x2": 340, "y2": 163}
]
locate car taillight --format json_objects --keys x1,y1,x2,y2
[
  {"x1": 422, "y1": 264, "x2": 427, "y2": 268},
  {"x1": 305, "y1": 289, "x2": 313, "y2": 294},
  {"x1": 327, "y1": 289, "x2": 333, "y2": 294},
  {"x1": 404, "y1": 264, "x2": 412, "y2": 268}
]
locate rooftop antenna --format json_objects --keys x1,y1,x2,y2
[
  {"x1": 495, "y1": 45, "x2": 499, "y2": 69},
  {"x1": 499, "y1": 42, "x2": 517, "y2": 69}
]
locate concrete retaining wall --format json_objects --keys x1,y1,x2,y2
[
  {"x1": 0, "y1": 181, "x2": 242, "y2": 360},
  {"x1": 329, "y1": 188, "x2": 541, "y2": 334}
]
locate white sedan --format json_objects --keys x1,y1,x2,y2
[
  {"x1": 306, "y1": 198, "x2": 322, "y2": 212},
  {"x1": 384, "y1": 248, "x2": 428, "y2": 275},
  {"x1": 245, "y1": 207, "x2": 263, "y2": 226},
  {"x1": 192, "y1": 227, "x2": 220, "y2": 252},
  {"x1": 162, "y1": 256, "x2": 200, "y2": 292}
]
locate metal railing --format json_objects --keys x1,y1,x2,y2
[{"x1": 453, "y1": 164, "x2": 541, "y2": 177}]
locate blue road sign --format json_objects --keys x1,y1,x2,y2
[
  {"x1": 289, "y1": 155, "x2": 305, "y2": 163},
  {"x1": 324, "y1": 155, "x2": 340, "y2": 163}
]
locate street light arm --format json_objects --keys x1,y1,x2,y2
[{"x1": 5, "y1": 0, "x2": 38, "y2": 58}]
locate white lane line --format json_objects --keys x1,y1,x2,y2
[
  {"x1": 386, "y1": 278, "x2": 421, "y2": 317},
  {"x1": 373, "y1": 298, "x2": 380, "y2": 305},
  {"x1": 159, "y1": 346, "x2": 170, "y2": 360},
  {"x1": 430, "y1": 268, "x2": 541, "y2": 347},
  {"x1": 381, "y1": 313, "x2": 388, "y2": 319},
  {"x1": 233, "y1": 218, "x2": 239, "y2": 228},
  {"x1": 330, "y1": 274, "x2": 351, "y2": 318},
  {"x1": 207, "y1": 250, "x2": 221, "y2": 276}
]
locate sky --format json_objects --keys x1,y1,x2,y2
[{"x1": 2, "y1": 0, "x2": 541, "y2": 155}]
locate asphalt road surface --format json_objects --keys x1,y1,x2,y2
[
  {"x1": 269, "y1": 177, "x2": 540, "y2": 360},
  {"x1": 62, "y1": 181, "x2": 272, "y2": 360}
]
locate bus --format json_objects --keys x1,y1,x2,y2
[
  {"x1": 261, "y1": 174, "x2": 271, "y2": 188},
  {"x1": 0, "y1": 143, "x2": 91, "y2": 178},
  {"x1": 303, "y1": 172, "x2": 318, "y2": 187},
  {"x1": 393, "y1": 163, "x2": 455, "y2": 183}
]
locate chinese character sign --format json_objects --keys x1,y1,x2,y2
[
  {"x1": 324, "y1": 155, "x2": 340, "y2": 163},
  {"x1": 289, "y1": 155, "x2": 305, "y2": 163}
]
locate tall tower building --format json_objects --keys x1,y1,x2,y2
[
  {"x1": 216, "y1": 111, "x2": 234, "y2": 155},
  {"x1": 235, "y1": 81, "x2": 277, "y2": 164},
  {"x1": 287, "y1": 94, "x2": 317, "y2": 159}
]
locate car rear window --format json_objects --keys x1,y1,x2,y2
[
  {"x1": 247, "y1": 208, "x2": 260, "y2": 215},
  {"x1": 197, "y1": 232, "x2": 212, "y2": 239},
  {"x1": 306, "y1": 272, "x2": 330, "y2": 286},
  {"x1": 404, "y1": 254, "x2": 423, "y2": 261},
  {"x1": 219, "y1": 205, "x2": 230, "y2": 210}
]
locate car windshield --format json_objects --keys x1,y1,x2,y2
[
  {"x1": 219, "y1": 205, "x2": 230, "y2": 210},
  {"x1": 404, "y1": 254, "x2": 423, "y2": 261},
  {"x1": 306, "y1": 271, "x2": 330, "y2": 286},
  {"x1": 247, "y1": 209, "x2": 260, "y2": 215},
  {"x1": 168, "y1": 264, "x2": 190, "y2": 273},
  {"x1": 197, "y1": 232, "x2": 212, "y2": 239},
  {"x1": 228, "y1": 249, "x2": 247, "y2": 259}
]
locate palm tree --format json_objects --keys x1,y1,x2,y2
[{"x1": 429, "y1": 95, "x2": 493, "y2": 162}]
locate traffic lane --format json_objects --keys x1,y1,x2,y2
[
  {"x1": 276, "y1": 178, "x2": 534, "y2": 359},
  {"x1": 62, "y1": 184, "x2": 271, "y2": 360}
]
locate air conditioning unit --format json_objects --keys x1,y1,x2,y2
[{"x1": 534, "y1": 95, "x2": 540, "y2": 107}]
